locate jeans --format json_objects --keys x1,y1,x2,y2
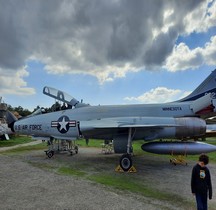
[{"x1": 195, "y1": 192, "x2": 208, "y2": 210}]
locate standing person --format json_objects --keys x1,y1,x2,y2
[
  {"x1": 191, "y1": 154, "x2": 212, "y2": 210},
  {"x1": 85, "y1": 138, "x2": 89, "y2": 146}
]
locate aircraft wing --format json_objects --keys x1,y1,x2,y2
[
  {"x1": 80, "y1": 117, "x2": 180, "y2": 131},
  {"x1": 80, "y1": 116, "x2": 206, "y2": 141},
  {"x1": 0, "y1": 123, "x2": 12, "y2": 139}
]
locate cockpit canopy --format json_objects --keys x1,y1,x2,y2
[{"x1": 43, "y1": 86, "x2": 89, "y2": 108}]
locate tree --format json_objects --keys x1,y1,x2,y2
[{"x1": 7, "y1": 105, "x2": 31, "y2": 117}]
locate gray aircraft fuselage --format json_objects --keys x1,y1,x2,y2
[{"x1": 14, "y1": 101, "x2": 204, "y2": 142}]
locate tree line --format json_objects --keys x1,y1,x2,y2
[{"x1": 7, "y1": 102, "x2": 63, "y2": 117}]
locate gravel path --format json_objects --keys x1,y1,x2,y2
[
  {"x1": 0, "y1": 154, "x2": 169, "y2": 210},
  {"x1": 0, "y1": 144, "x2": 216, "y2": 210}
]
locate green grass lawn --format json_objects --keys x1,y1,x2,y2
[
  {"x1": 82, "y1": 138, "x2": 216, "y2": 163},
  {"x1": 0, "y1": 135, "x2": 32, "y2": 147},
  {"x1": 1, "y1": 135, "x2": 216, "y2": 163}
]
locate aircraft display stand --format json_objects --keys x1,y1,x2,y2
[
  {"x1": 170, "y1": 155, "x2": 188, "y2": 166},
  {"x1": 45, "y1": 139, "x2": 78, "y2": 158},
  {"x1": 169, "y1": 150, "x2": 188, "y2": 165},
  {"x1": 101, "y1": 140, "x2": 113, "y2": 154},
  {"x1": 115, "y1": 165, "x2": 137, "y2": 173}
]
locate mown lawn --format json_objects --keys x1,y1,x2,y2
[
  {"x1": 0, "y1": 135, "x2": 32, "y2": 147},
  {"x1": 1, "y1": 135, "x2": 216, "y2": 163}
]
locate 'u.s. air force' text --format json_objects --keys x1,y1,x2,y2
[
  {"x1": 162, "y1": 107, "x2": 182, "y2": 111},
  {"x1": 14, "y1": 124, "x2": 42, "y2": 130}
]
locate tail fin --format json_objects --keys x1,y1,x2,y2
[{"x1": 180, "y1": 69, "x2": 216, "y2": 102}]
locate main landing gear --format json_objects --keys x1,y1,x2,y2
[
  {"x1": 116, "y1": 128, "x2": 137, "y2": 172},
  {"x1": 119, "y1": 154, "x2": 133, "y2": 171}
]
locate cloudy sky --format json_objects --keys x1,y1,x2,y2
[{"x1": 0, "y1": 0, "x2": 216, "y2": 111}]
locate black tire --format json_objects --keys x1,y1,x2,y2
[
  {"x1": 75, "y1": 146, "x2": 78, "y2": 154},
  {"x1": 47, "y1": 151, "x2": 54, "y2": 158},
  {"x1": 120, "y1": 154, "x2": 132, "y2": 171}
]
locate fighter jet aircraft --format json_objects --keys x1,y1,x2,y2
[
  {"x1": 0, "y1": 98, "x2": 16, "y2": 139},
  {"x1": 8, "y1": 69, "x2": 216, "y2": 171}
]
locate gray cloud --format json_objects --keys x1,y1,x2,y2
[{"x1": 0, "y1": 0, "x2": 215, "y2": 92}]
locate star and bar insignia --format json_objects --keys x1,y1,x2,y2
[{"x1": 51, "y1": 116, "x2": 76, "y2": 133}]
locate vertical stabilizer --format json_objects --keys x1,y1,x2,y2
[{"x1": 180, "y1": 69, "x2": 216, "y2": 102}]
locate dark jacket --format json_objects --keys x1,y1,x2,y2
[{"x1": 191, "y1": 163, "x2": 212, "y2": 199}]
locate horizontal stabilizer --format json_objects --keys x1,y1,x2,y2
[
  {"x1": 206, "y1": 124, "x2": 216, "y2": 132},
  {"x1": 190, "y1": 93, "x2": 213, "y2": 113},
  {"x1": 4, "y1": 134, "x2": 9, "y2": 140}
]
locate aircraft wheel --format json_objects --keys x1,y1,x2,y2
[
  {"x1": 47, "y1": 151, "x2": 54, "y2": 158},
  {"x1": 75, "y1": 146, "x2": 78, "y2": 154},
  {"x1": 120, "y1": 154, "x2": 132, "y2": 171}
]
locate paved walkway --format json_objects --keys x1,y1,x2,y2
[{"x1": 0, "y1": 140, "x2": 42, "y2": 152}]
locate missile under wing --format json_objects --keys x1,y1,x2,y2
[{"x1": 141, "y1": 141, "x2": 216, "y2": 155}]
